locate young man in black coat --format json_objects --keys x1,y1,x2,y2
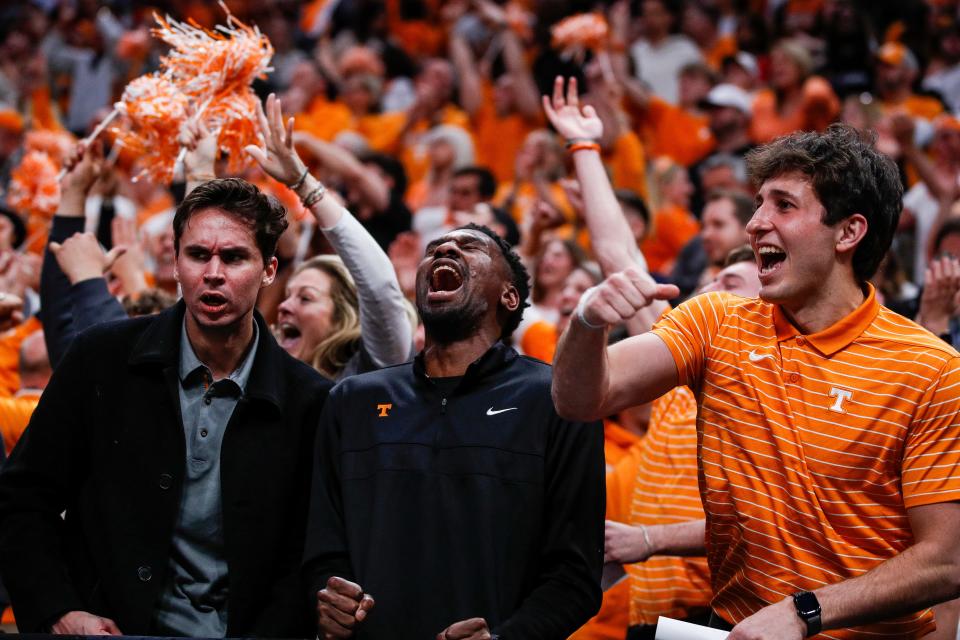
[
  {"x1": 304, "y1": 224, "x2": 605, "y2": 640},
  {"x1": 0, "y1": 152, "x2": 331, "y2": 637}
]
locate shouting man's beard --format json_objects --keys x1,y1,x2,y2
[{"x1": 417, "y1": 296, "x2": 488, "y2": 344}]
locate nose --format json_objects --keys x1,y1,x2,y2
[
  {"x1": 432, "y1": 239, "x2": 462, "y2": 259},
  {"x1": 203, "y1": 257, "x2": 226, "y2": 283},
  {"x1": 277, "y1": 293, "x2": 295, "y2": 314},
  {"x1": 745, "y1": 204, "x2": 769, "y2": 237}
]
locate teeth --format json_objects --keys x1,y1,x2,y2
[
  {"x1": 432, "y1": 265, "x2": 457, "y2": 276},
  {"x1": 758, "y1": 246, "x2": 784, "y2": 255}
]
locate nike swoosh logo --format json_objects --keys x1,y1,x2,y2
[
  {"x1": 748, "y1": 350, "x2": 774, "y2": 362},
  {"x1": 486, "y1": 407, "x2": 518, "y2": 416}
]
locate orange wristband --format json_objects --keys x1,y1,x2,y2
[{"x1": 567, "y1": 141, "x2": 601, "y2": 154}]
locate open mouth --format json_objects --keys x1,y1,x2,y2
[
  {"x1": 757, "y1": 245, "x2": 786, "y2": 277},
  {"x1": 199, "y1": 291, "x2": 228, "y2": 312},
  {"x1": 427, "y1": 261, "x2": 464, "y2": 301},
  {"x1": 277, "y1": 322, "x2": 301, "y2": 352}
]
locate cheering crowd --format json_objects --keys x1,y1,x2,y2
[{"x1": 0, "y1": 0, "x2": 959, "y2": 638}]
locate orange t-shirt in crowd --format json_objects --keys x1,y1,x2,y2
[
  {"x1": 880, "y1": 94, "x2": 944, "y2": 121},
  {"x1": 0, "y1": 391, "x2": 41, "y2": 455},
  {"x1": 703, "y1": 34, "x2": 738, "y2": 70},
  {"x1": 603, "y1": 131, "x2": 648, "y2": 200},
  {"x1": 629, "y1": 97, "x2": 715, "y2": 168},
  {"x1": 474, "y1": 81, "x2": 541, "y2": 184},
  {"x1": 295, "y1": 97, "x2": 353, "y2": 143},
  {"x1": 749, "y1": 76, "x2": 841, "y2": 144},
  {"x1": 652, "y1": 287, "x2": 960, "y2": 638},
  {"x1": 640, "y1": 204, "x2": 700, "y2": 275},
  {"x1": 520, "y1": 319, "x2": 558, "y2": 363},
  {"x1": 569, "y1": 419, "x2": 644, "y2": 640},
  {"x1": 0, "y1": 317, "x2": 42, "y2": 398}
]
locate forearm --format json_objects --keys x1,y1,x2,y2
[
  {"x1": 450, "y1": 34, "x2": 482, "y2": 117},
  {"x1": 571, "y1": 148, "x2": 647, "y2": 274},
  {"x1": 321, "y1": 212, "x2": 412, "y2": 368},
  {"x1": 40, "y1": 216, "x2": 86, "y2": 367},
  {"x1": 648, "y1": 519, "x2": 706, "y2": 557},
  {"x1": 502, "y1": 30, "x2": 540, "y2": 119},
  {"x1": 552, "y1": 318, "x2": 611, "y2": 421},
  {"x1": 814, "y1": 537, "x2": 960, "y2": 631},
  {"x1": 904, "y1": 147, "x2": 953, "y2": 200}
]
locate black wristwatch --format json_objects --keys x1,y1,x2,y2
[{"x1": 792, "y1": 591, "x2": 822, "y2": 637}]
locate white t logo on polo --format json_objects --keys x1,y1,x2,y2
[
  {"x1": 829, "y1": 387, "x2": 853, "y2": 413},
  {"x1": 748, "y1": 350, "x2": 774, "y2": 362},
  {"x1": 487, "y1": 407, "x2": 518, "y2": 416}
]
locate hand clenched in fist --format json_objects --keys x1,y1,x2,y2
[{"x1": 576, "y1": 267, "x2": 679, "y2": 329}]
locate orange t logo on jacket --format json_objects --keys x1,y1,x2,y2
[{"x1": 377, "y1": 403, "x2": 392, "y2": 417}]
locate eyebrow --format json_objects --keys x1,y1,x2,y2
[{"x1": 761, "y1": 188, "x2": 800, "y2": 200}]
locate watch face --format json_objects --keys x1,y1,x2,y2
[{"x1": 794, "y1": 591, "x2": 820, "y2": 617}]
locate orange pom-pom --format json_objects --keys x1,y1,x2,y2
[
  {"x1": 551, "y1": 13, "x2": 609, "y2": 53},
  {"x1": 113, "y1": 73, "x2": 191, "y2": 184},
  {"x1": 24, "y1": 129, "x2": 77, "y2": 165},
  {"x1": 8, "y1": 151, "x2": 61, "y2": 220}
]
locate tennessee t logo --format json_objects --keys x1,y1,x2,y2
[
  {"x1": 828, "y1": 388, "x2": 853, "y2": 413},
  {"x1": 377, "y1": 403, "x2": 393, "y2": 418}
]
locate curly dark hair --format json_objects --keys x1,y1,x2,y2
[
  {"x1": 459, "y1": 223, "x2": 531, "y2": 340},
  {"x1": 745, "y1": 123, "x2": 902, "y2": 283},
  {"x1": 173, "y1": 178, "x2": 289, "y2": 265}
]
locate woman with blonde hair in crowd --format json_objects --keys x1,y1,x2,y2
[
  {"x1": 640, "y1": 158, "x2": 699, "y2": 277},
  {"x1": 247, "y1": 94, "x2": 412, "y2": 380},
  {"x1": 749, "y1": 38, "x2": 840, "y2": 144}
]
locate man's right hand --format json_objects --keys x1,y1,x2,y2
[
  {"x1": 60, "y1": 142, "x2": 104, "y2": 216},
  {"x1": 317, "y1": 576, "x2": 375, "y2": 639},
  {"x1": 51, "y1": 610, "x2": 121, "y2": 635},
  {"x1": 49, "y1": 232, "x2": 127, "y2": 286},
  {"x1": 578, "y1": 267, "x2": 679, "y2": 328}
]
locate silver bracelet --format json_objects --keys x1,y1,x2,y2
[
  {"x1": 576, "y1": 304, "x2": 606, "y2": 330},
  {"x1": 640, "y1": 524, "x2": 653, "y2": 556},
  {"x1": 301, "y1": 182, "x2": 327, "y2": 207},
  {"x1": 289, "y1": 166, "x2": 309, "y2": 191}
]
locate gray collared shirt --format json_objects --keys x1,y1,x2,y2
[{"x1": 153, "y1": 320, "x2": 259, "y2": 637}]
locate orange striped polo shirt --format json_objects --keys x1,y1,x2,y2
[
  {"x1": 607, "y1": 386, "x2": 711, "y2": 627},
  {"x1": 651, "y1": 286, "x2": 960, "y2": 639}
]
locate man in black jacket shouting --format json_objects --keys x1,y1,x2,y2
[
  {"x1": 303, "y1": 224, "x2": 604, "y2": 640},
  {"x1": 0, "y1": 165, "x2": 330, "y2": 636}
]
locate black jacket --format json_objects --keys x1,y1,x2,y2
[
  {"x1": 303, "y1": 342, "x2": 605, "y2": 639},
  {"x1": 0, "y1": 301, "x2": 331, "y2": 636}
]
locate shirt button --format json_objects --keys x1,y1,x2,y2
[
  {"x1": 204, "y1": 396, "x2": 212, "y2": 405},
  {"x1": 789, "y1": 373, "x2": 801, "y2": 383},
  {"x1": 137, "y1": 566, "x2": 152, "y2": 582},
  {"x1": 158, "y1": 473, "x2": 173, "y2": 490},
  {"x1": 200, "y1": 429, "x2": 208, "y2": 438}
]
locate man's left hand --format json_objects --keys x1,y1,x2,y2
[
  {"x1": 728, "y1": 597, "x2": 806, "y2": 640},
  {"x1": 437, "y1": 617, "x2": 492, "y2": 640}
]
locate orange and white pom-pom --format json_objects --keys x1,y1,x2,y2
[
  {"x1": 24, "y1": 130, "x2": 77, "y2": 165},
  {"x1": 7, "y1": 151, "x2": 60, "y2": 220},
  {"x1": 112, "y1": 73, "x2": 190, "y2": 183},
  {"x1": 153, "y1": 2, "x2": 273, "y2": 103},
  {"x1": 204, "y1": 88, "x2": 262, "y2": 176},
  {"x1": 551, "y1": 13, "x2": 609, "y2": 53}
]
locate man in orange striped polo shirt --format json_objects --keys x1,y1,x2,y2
[{"x1": 553, "y1": 121, "x2": 960, "y2": 639}]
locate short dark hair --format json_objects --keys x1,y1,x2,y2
[
  {"x1": 707, "y1": 189, "x2": 755, "y2": 227},
  {"x1": 453, "y1": 166, "x2": 497, "y2": 199},
  {"x1": 745, "y1": 124, "x2": 902, "y2": 282},
  {"x1": 361, "y1": 152, "x2": 408, "y2": 196},
  {"x1": 615, "y1": 189, "x2": 651, "y2": 225},
  {"x1": 724, "y1": 244, "x2": 756, "y2": 267},
  {"x1": 458, "y1": 223, "x2": 530, "y2": 340},
  {"x1": 174, "y1": 178, "x2": 288, "y2": 264},
  {"x1": 932, "y1": 218, "x2": 960, "y2": 256}
]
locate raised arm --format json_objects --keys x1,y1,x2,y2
[
  {"x1": 291, "y1": 131, "x2": 391, "y2": 213},
  {"x1": 246, "y1": 95, "x2": 412, "y2": 369},
  {"x1": 449, "y1": 29, "x2": 484, "y2": 119}
]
